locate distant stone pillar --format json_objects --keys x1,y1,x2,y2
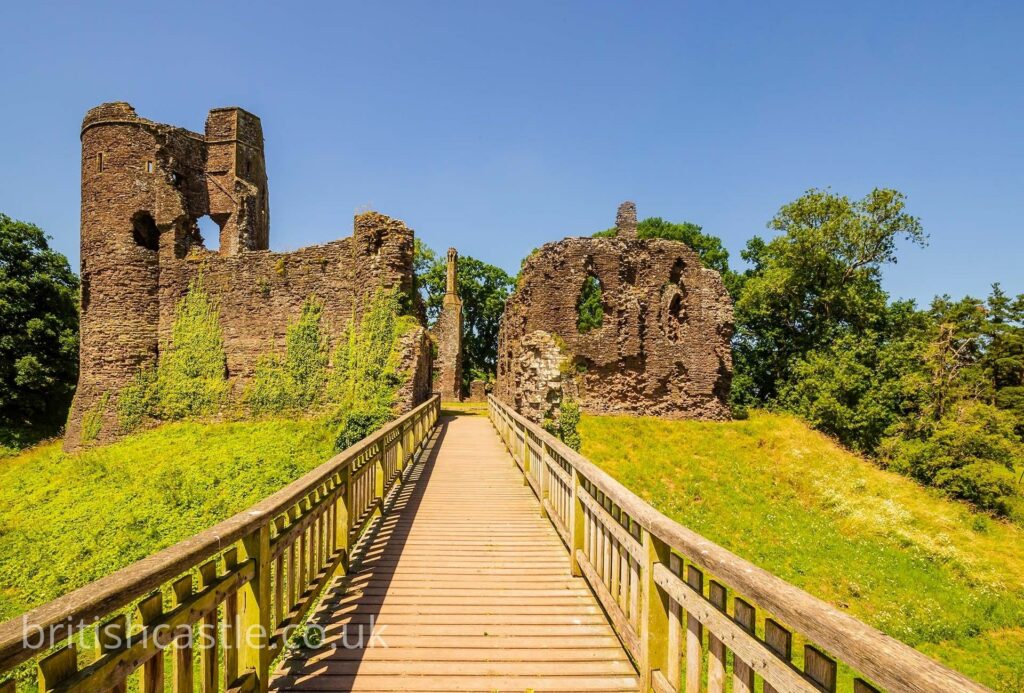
[
  {"x1": 433, "y1": 248, "x2": 464, "y2": 401},
  {"x1": 616, "y1": 201, "x2": 638, "y2": 238}
]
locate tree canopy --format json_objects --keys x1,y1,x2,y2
[{"x1": 0, "y1": 214, "x2": 79, "y2": 442}]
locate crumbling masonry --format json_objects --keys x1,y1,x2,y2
[
  {"x1": 431, "y1": 248, "x2": 464, "y2": 401},
  {"x1": 66, "y1": 102, "x2": 431, "y2": 448},
  {"x1": 495, "y1": 202, "x2": 733, "y2": 423}
]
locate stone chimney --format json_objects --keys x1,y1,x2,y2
[
  {"x1": 616, "y1": 201, "x2": 638, "y2": 238},
  {"x1": 445, "y1": 247, "x2": 458, "y2": 297}
]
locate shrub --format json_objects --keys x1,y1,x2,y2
[
  {"x1": 117, "y1": 367, "x2": 157, "y2": 432},
  {"x1": 244, "y1": 296, "x2": 328, "y2": 415},
  {"x1": 882, "y1": 402, "x2": 1023, "y2": 514},
  {"x1": 155, "y1": 275, "x2": 228, "y2": 420}
]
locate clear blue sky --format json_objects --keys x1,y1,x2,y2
[{"x1": 1, "y1": 1, "x2": 1021, "y2": 304}]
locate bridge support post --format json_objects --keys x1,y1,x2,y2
[
  {"x1": 237, "y1": 524, "x2": 272, "y2": 693},
  {"x1": 639, "y1": 529, "x2": 671, "y2": 691}
]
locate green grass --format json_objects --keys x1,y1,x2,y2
[
  {"x1": 579, "y1": 411, "x2": 1024, "y2": 692},
  {"x1": 0, "y1": 417, "x2": 336, "y2": 622}
]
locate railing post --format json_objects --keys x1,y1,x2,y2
[
  {"x1": 237, "y1": 525, "x2": 272, "y2": 693},
  {"x1": 569, "y1": 468, "x2": 585, "y2": 577},
  {"x1": 639, "y1": 529, "x2": 671, "y2": 691}
]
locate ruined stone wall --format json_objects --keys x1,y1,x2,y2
[
  {"x1": 496, "y1": 203, "x2": 733, "y2": 423},
  {"x1": 431, "y1": 248, "x2": 463, "y2": 401},
  {"x1": 66, "y1": 103, "x2": 428, "y2": 448}
]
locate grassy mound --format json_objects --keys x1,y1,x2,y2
[
  {"x1": 579, "y1": 411, "x2": 1024, "y2": 691},
  {"x1": 0, "y1": 418, "x2": 335, "y2": 621}
]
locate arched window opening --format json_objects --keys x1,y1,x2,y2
[
  {"x1": 132, "y1": 212, "x2": 159, "y2": 252},
  {"x1": 196, "y1": 215, "x2": 222, "y2": 252},
  {"x1": 576, "y1": 274, "x2": 604, "y2": 333}
]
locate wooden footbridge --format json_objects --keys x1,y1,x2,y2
[{"x1": 0, "y1": 396, "x2": 988, "y2": 693}]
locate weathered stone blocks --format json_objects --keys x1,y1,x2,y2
[{"x1": 496, "y1": 203, "x2": 733, "y2": 423}]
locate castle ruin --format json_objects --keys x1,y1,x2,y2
[
  {"x1": 66, "y1": 103, "x2": 431, "y2": 448},
  {"x1": 495, "y1": 202, "x2": 733, "y2": 423}
]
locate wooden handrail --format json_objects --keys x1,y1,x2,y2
[
  {"x1": 0, "y1": 395, "x2": 440, "y2": 692},
  {"x1": 487, "y1": 395, "x2": 989, "y2": 693}
]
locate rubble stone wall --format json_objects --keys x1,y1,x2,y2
[
  {"x1": 67, "y1": 103, "x2": 428, "y2": 448},
  {"x1": 496, "y1": 204, "x2": 733, "y2": 423}
]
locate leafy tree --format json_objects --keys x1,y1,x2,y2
[
  {"x1": 734, "y1": 188, "x2": 926, "y2": 405},
  {"x1": 0, "y1": 214, "x2": 79, "y2": 442},
  {"x1": 595, "y1": 217, "x2": 743, "y2": 297},
  {"x1": 417, "y1": 246, "x2": 515, "y2": 385},
  {"x1": 778, "y1": 302, "x2": 928, "y2": 453},
  {"x1": 576, "y1": 276, "x2": 604, "y2": 332}
]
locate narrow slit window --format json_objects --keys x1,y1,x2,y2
[
  {"x1": 145, "y1": 161, "x2": 154, "y2": 174},
  {"x1": 96, "y1": 153, "x2": 103, "y2": 172}
]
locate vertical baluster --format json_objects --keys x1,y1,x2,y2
[
  {"x1": 171, "y1": 575, "x2": 193, "y2": 693},
  {"x1": 610, "y1": 536, "x2": 621, "y2": 604},
  {"x1": 96, "y1": 615, "x2": 129, "y2": 693},
  {"x1": 298, "y1": 498, "x2": 310, "y2": 594},
  {"x1": 629, "y1": 555, "x2": 640, "y2": 628},
  {"x1": 763, "y1": 619, "x2": 792, "y2": 693},
  {"x1": 338, "y1": 465, "x2": 352, "y2": 575},
  {"x1": 311, "y1": 491, "x2": 322, "y2": 578},
  {"x1": 570, "y1": 467, "x2": 585, "y2": 578},
  {"x1": 732, "y1": 598, "x2": 756, "y2": 693},
  {"x1": 804, "y1": 645, "x2": 838, "y2": 692},
  {"x1": 222, "y1": 549, "x2": 240, "y2": 690},
  {"x1": 138, "y1": 592, "x2": 164, "y2": 693},
  {"x1": 665, "y1": 555, "x2": 683, "y2": 690},
  {"x1": 37, "y1": 643, "x2": 77, "y2": 693},
  {"x1": 198, "y1": 561, "x2": 219, "y2": 693},
  {"x1": 684, "y1": 565, "x2": 704, "y2": 693},
  {"x1": 287, "y1": 507, "x2": 300, "y2": 609},
  {"x1": 707, "y1": 581, "x2": 727, "y2": 693},
  {"x1": 273, "y1": 517, "x2": 286, "y2": 630}
]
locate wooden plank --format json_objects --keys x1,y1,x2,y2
[
  {"x1": 707, "y1": 581, "x2": 727, "y2": 693},
  {"x1": 138, "y1": 592, "x2": 164, "y2": 693},
  {"x1": 733, "y1": 597, "x2": 756, "y2": 693},
  {"x1": 804, "y1": 645, "x2": 838, "y2": 692},
  {"x1": 171, "y1": 575, "x2": 193, "y2": 693},
  {"x1": 684, "y1": 564, "x2": 703, "y2": 693},
  {"x1": 764, "y1": 618, "x2": 793, "y2": 693},
  {"x1": 665, "y1": 555, "x2": 683, "y2": 690},
  {"x1": 38, "y1": 644, "x2": 77, "y2": 692},
  {"x1": 197, "y1": 561, "x2": 219, "y2": 693},
  {"x1": 854, "y1": 680, "x2": 882, "y2": 693},
  {"x1": 95, "y1": 614, "x2": 128, "y2": 693}
]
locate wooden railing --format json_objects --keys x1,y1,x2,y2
[
  {"x1": 0, "y1": 396, "x2": 440, "y2": 693},
  {"x1": 487, "y1": 396, "x2": 989, "y2": 693}
]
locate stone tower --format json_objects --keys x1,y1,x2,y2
[
  {"x1": 433, "y1": 248, "x2": 463, "y2": 401},
  {"x1": 66, "y1": 103, "x2": 431, "y2": 449}
]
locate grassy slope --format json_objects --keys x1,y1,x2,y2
[
  {"x1": 0, "y1": 418, "x2": 335, "y2": 622},
  {"x1": 580, "y1": 411, "x2": 1024, "y2": 692}
]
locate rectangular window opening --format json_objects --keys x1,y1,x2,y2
[
  {"x1": 146, "y1": 161, "x2": 154, "y2": 174},
  {"x1": 97, "y1": 153, "x2": 103, "y2": 172}
]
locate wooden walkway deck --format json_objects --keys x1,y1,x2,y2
[{"x1": 271, "y1": 412, "x2": 640, "y2": 692}]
